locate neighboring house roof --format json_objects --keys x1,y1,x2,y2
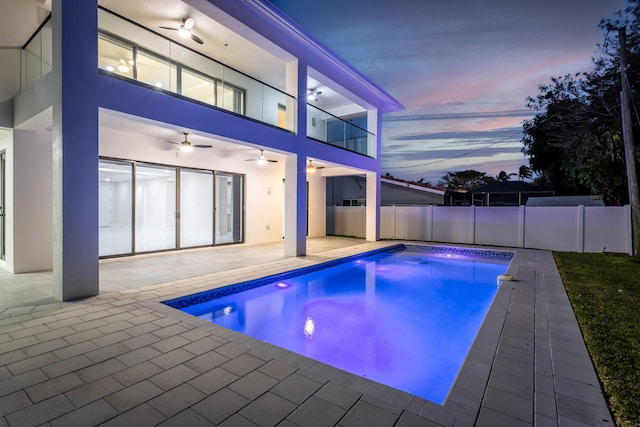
[
  {"x1": 526, "y1": 195, "x2": 605, "y2": 206},
  {"x1": 381, "y1": 177, "x2": 446, "y2": 195},
  {"x1": 471, "y1": 181, "x2": 549, "y2": 194}
]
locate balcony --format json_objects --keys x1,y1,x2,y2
[
  {"x1": 98, "y1": 8, "x2": 295, "y2": 132},
  {"x1": 21, "y1": 17, "x2": 52, "y2": 91},
  {"x1": 307, "y1": 104, "x2": 375, "y2": 157}
]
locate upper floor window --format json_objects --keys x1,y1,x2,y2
[{"x1": 98, "y1": 32, "x2": 245, "y2": 115}]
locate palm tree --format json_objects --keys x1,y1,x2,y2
[
  {"x1": 496, "y1": 171, "x2": 516, "y2": 182},
  {"x1": 518, "y1": 165, "x2": 533, "y2": 181}
]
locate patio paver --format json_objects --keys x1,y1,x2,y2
[{"x1": 0, "y1": 238, "x2": 613, "y2": 426}]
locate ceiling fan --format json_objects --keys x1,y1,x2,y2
[
  {"x1": 307, "y1": 159, "x2": 325, "y2": 172},
  {"x1": 159, "y1": 18, "x2": 204, "y2": 45},
  {"x1": 168, "y1": 133, "x2": 212, "y2": 153},
  {"x1": 245, "y1": 150, "x2": 278, "y2": 165},
  {"x1": 307, "y1": 89, "x2": 322, "y2": 101}
]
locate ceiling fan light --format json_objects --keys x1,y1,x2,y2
[
  {"x1": 178, "y1": 27, "x2": 191, "y2": 38},
  {"x1": 183, "y1": 17, "x2": 195, "y2": 30},
  {"x1": 117, "y1": 64, "x2": 129, "y2": 73},
  {"x1": 180, "y1": 141, "x2": 193, "y2": 152},
  {"x1": 257, "y1": 156, "x2": 267, "y2": 165},
  {"x1": 307, "y1": 160, "x2": 316, "y2": 172}
]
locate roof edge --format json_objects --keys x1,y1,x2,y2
[
  {"x1": 381, "y1": 177, "x2": 446, "y2": 195},
  {"x1": 247, "y1": 0, "x2": 403, "y2": 112}
]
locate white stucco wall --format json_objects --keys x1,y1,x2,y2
[{"x1": 12, "y1": 129, "x2": 53, "y2": 272}]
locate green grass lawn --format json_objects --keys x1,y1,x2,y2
[{"x1": 554, "y1": 252, "x2": 640, "y2": 427}]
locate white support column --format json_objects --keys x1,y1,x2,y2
[
  {"x1": 365, "y1": 105, "x2": 381, "y2": 242},
  {"x1": 365, "y1": 171, "x2": 379, "y2": 241},
  {"x1": 52, "y1": 0, "x2": 99, "y2": 300},
  {"x1": 367, "y1": 109, "x2": 378, "y2": 159},
  {"x1": 284, "y1": 153, "x2": 307, "y2": 256},
  {"x1": 283, "y1": 59, "x2": 308, "y2": 257},
  {"x1": 13, "y1": 130, "x2": 53, "y2": 273}
]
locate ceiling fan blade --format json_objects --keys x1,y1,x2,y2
[
  {"x1": 267, "y1": 159, "x2": 278, "y2": 163},
  {"x1": 193, "y1": 144, "x2": 212, "y2": 148},
  {"x1": 167, "y1": 141, "x2": 180, "y2": 145},
  {"x1": 190, "y1": 33, "x2": 204, "y2": 44},
  {"x1": 159, "y1": 26, "x2": 179, "y2": 31}
]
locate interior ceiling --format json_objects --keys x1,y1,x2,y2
[{"x1": 0, "y1": 0, "x2": 51, "y2": 48}]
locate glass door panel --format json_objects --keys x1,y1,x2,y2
[
  {"x1": 98, "y1": 34, "x2": 134, "y2": 79},
  {"x1": 135, "y1": 164, "x2": 176, "y2": 252},
  {"x1": 180, "y1": 169, "x2": 213, "y2": 247},
  {"x1": 136, "y1": 50, "x2": 176, "y2": 92},
  {"x1": 215, "y1": 172, "x2": 243, "y2": 244},
  {"x1": 99, "y1": 159, "x2": 133, "y2": 256},
  {"x1": 0, "y1": 151, "x2": 5, "y2": 260},
  {"x1": 181, "y1": 69, "x2": 215, "y2": 105}
]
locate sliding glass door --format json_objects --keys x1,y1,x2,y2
[
  {"x1": 215, "y1": 172, "x2": 243, "y2": 244},
  {"x1": 99, "y1": 159, "x2": 243, "y2": 257},
  {"x1": 0, "y1": 151, "x2": 5, "y2": 260},
  {"x1": 135, "y1": 164, "x2": 177, "y2": 253},
  {"x1": 99, "y1": 159, "x2": 133, "y2": 256},
  {"x1": 180, "y1": 168, "x2": 214, "y2": 247}
]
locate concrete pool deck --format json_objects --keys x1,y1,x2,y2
[{"x1": 0, "y1": 238, "x2": 613, "y2": 426}]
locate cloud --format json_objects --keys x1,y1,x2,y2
[
  {"x1": 389, "y1": 128, "x2": 522, "y2": 142},
  {"x1": 384, "y1": 109, "x2": 532, "y2": 122},
  {"x1": 382, "y1": 144, "x2": 525, "y2": 163}
]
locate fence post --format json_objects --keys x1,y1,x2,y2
[
  {"x1": 428, "y1": 205, "x2": 433, "y2": 241},
  {"x1": 626, "y1": 204, "x2": 633, "y2": 255},
  {"x1": 392, "y1": 205, "x2": 397, "y2": 239},
  {"x1": 577, "y1": 205, "x2": 585, "y2": 253},
  {"x1": 471, "y1": 205, "x2": 476, "y2": 244},
  {"x1": 519, "y1": 205, "x2": 526, "y2": 248}
]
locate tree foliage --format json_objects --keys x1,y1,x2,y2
[
  {"x1": 518, "y1": 165, "x2": 533, "y2": 181},
  {"x1": 437, "y1": 166, "x2": 532, "y2": 191},
  {"x1": 496, "y1": 170, "x2": 516, "y2": 182},
  {"x1": 521, "y1": 1, "x2": 640, "y2": 205},
  {"x1": 437, "y1": 169, "x2": 489, "y2": 190}
]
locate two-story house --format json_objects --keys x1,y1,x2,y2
[{"x1": 0, "y1": 0, "x2": 402, "y2": 301}]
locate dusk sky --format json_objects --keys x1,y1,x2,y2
[{"x1": 270, "y1": 0, "x2": 623, "y2": 185}]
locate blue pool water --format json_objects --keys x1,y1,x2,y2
[{"x1": 166, "y1": 245, "x2": 512, "y2": 403}]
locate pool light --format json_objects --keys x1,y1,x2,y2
[{"x1": 303, "y1": 317, "x2": 315, "y2": 338}]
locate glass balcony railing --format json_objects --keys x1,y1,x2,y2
[
  {"x1": 306, "y1": 104, "x2": 376, "y2": 158},
  {"x1": 98, "y1": 8, "x2": 295, "y2": 132},
  {"x1": 22, "y1": 16, "x2": 52, "y2": 91}
]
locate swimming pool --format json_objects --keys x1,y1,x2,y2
[{"x1": 164, "y1": 244, "x2": 512, "y2": 403}]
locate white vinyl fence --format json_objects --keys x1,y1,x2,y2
[{"x1": 326, "y1": 205, "x2": 633, "y2": 254}]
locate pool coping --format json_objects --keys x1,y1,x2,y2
[{"x1": 162, "y1": 243, "x2": 513, "y2": 309}]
